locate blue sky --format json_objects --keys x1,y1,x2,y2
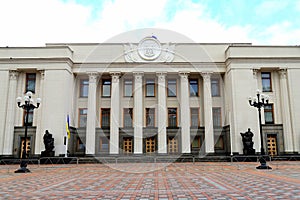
[{"x1": 0, "y1": 0, "x2": 299, "y2": 46}]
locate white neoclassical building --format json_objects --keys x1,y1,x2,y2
[{"x1": 0, "y1": 34, "x2": 300, "y2": 158}]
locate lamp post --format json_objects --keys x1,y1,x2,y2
[
  {"x1": 248, "y1": 89, "x2": 272, "y2": 169},
  {"x1": 15, "y1": 91, "x2": 41, "y2": 173}
]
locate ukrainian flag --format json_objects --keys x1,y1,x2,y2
[{"x1": 66, "y1": 115, "x2": 71, "y2": 139}]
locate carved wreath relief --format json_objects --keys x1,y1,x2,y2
[{"x1": 124, "y1": 36, "x2": 175, "y2": 62}]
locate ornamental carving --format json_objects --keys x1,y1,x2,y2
[
  {"x1": 201, "y1": 72, "x2": 212, "y2": 82},
  {"x1": 9, "y1": 70, "x2": 19, "y2": 80},
  {"x1": 156, "y1": 72, "x2": 167, "y2": 82},
  {"x1": 279, "y1": 68, "x2": 287, "y2": 79},
  {"x1": 133, "y1": 72, "x2": 144, "y2": 83},
  {"x1": 124, "y1": 36, "x2": 175, "y2": 62},
  {"x1": 87, "y1": 72, "x2": 98, "y2": 83}
]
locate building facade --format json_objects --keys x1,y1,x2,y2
[{"x1": 0, "y1": 36, "x2": 300, "y2": 158}]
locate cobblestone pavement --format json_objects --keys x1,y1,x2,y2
[{"x1": 0, "y1": 162, "x2": 299, "y2": 200}]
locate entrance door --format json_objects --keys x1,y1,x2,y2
[
  {"x1": 145, "y1": 137, "x2": 155, "y2": 153},
  {"x1": 267, "y1": 135, "x2": 277, "y2": 156},
  {"x1": 123, "y1": 138, "x2": 133, "y2": 153},
  {"x1": 168, "y1": 137, "x2": 178, "y2": 153},
  {"x1": 20, "y1": 137, "x2": 31, "y2": 158}
]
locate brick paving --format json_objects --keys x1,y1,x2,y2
[{"x1": 0, "y1": 162, "x2": 299, "y2": 199}]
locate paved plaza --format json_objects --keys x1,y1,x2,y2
[{"x1": 0, "y1": 161, "x2": 299, "y2": 199}]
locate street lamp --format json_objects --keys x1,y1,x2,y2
[
  {"x1": 248, "y1": 89, "x2": 272, "y2": 169},
  {"x1": 15, "y1": 91, "x2": 41, "y2": 173}
]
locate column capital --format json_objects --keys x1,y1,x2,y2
[
  {"x1": 87, "y1": 72, "x2": 99, "y2": 83},
  {"x1": 279, "y1": 68, "x2": 287, "y2": 79},
  {"x1": 9, "y1": 70, "x2": 19, "y2": 80},
  {"x1": 179, "y1": 71, "x2": 190, "y2": 78},
  {"x1": 133, "y1": 72, "x2": 144, "y2": 83},
  {"x1": 38, "y1": 70, "x2": 45, "y2": 80},
  {"x1": 110, "y1": 72, "x2": 121, "y2": 83},
  {"x1": 252, "y1": 68, "x2": 259, "y2": 79},
  {"x1": 156, "y1": 72, "x2": 167, "y2": 82},
  {"x1": 201, "y1": 72, "x2": 213, "y2": 82}
]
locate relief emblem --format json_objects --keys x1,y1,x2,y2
[{"x1": 124, "y1": 36, "x2": 175, "y2": 62}]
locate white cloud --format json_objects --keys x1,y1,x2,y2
[{"x1": 0, "y1": 0, "x2": 298, "y2": 46}]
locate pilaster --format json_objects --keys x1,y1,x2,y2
[
  {"x1": 35, "y1": 70, "x2": 45, "y2": 155},
  {"x1": 279, "y1": 68, "x2": 294, "y2": 153},
  {"x1": 3, "y1": 70, "x2": 19, "y2": 155}
]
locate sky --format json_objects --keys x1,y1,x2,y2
[{"x1": 0, "y1": 0, "x2": 299, "y2": 46}]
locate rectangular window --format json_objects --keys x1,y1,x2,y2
[
  {"x1": 101, "y1": 108, "x2": 110, "y2": 128},
  {"x1": 124, "y1": 108, "x2": 133, "y2": 127},
  {"x1": 189, "y1": 79, "x2": 198, "y2": 97},
  {"x1": 262, "y1": 72, "x2": 272, "y2": 92},
  {"x1": 146, "y1": 79, "x2": 155, "y2": 97},
  {"x1": 264, "y1": 104, "x2": 274, "y2": 124},
  {"x1": 26, "y1": 73, "x2": 36, "y2": 93},
  {"x1": 191, "y1": 108, "x2": 199, "y2": 127},
  {"x1": 168, "y1": 108, "x2": 177, "y2": 127},
  {"x1": 23, "y1": 109, "x2": 34, "y2": 126},
  {"x1": 100, "y1": 137, "x2": 109, "y2": 152},
  {"x1": 211, "y1": 78, "x2": 220, "y2": 97},
  {"x1": 124, "y1": 79, "x2": 133, "y2": 97},
  {"x1": 192, "y1": 136, "x2": 201, "y2": 148},
  {"x1": 76, "y1": 137, "x2": 85, "y2": 151},
  {"x1": 102, "y1": 79, "x2": 111, "y2": 97},
  {"x1": 79, "y1": 108, "x2": 87, "y2": 127},
  {"x1": 146, "y1": 108, "x2": 155, "y2": 127},
  {"x1": 80, "y1": 79, "x2": 89, "y2": 97},
  {"x1": 212, "y1": 107, "x2": 222, "y2": 128},
  {"x1": 215, "y1": 136, "x2": 224, "y2": 150},
  {"x1": 167, "y1": 79, "x2": 177, "y2": 97}
]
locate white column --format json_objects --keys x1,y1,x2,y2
[
  {"x1": 179, "y1": 72, "x2": 191, "y2": 153},
  {"x1": 35, "y1": 70, "x2": 45, "y2": 155},
  {"x1": 85, "y1": 72, "x2": 98, "y2": 155},
  {"x1": 279, "y1": 68, "x2": 294, "y2": 153},
  {"x1": 157, "y1": 72, "x2": 167, "y2": 154},
  {"x1": 110, "y1": 72, "x2": 121, "y2": 154},
  {"x1": 3, "y1": 70, "x2": 19, "y2": 155},
  {"x1": 201, "y1": 72, "x2": 214, "y2": 154},
  {"x1": 133, "y1": 72, "x2": 144, "y2": 154}
]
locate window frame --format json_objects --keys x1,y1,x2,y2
[
  {"x1": 124, "y1": 79, "x2": 133, "y2": 97},
  {"x1": 78, "y1": 108, "x2": 88, "y2": 127},
  {"x1": 145, "y1": 79, "x2": 156, "y2": 97},
  {"x1": 189, "y1": 79, "x2": 199, "y2": 97},
  {"x1": 123, "y1": 108, "x2": 133, "y2": 128},
  {"x1": 25, "y1": 73, "x2": 36, "y2": 93},
  {"x1": 190, "y1": 108, "x2": 200, "y2": 128},
  {"x1": 168, "y1": 108, "x2": 178, "y2": 128},
  {"x1": 261, "y1": 72, "x2": 272, "y2": 92},
  {"x1": 212, "y1": 107, "x2": 222, "y2": 128},
  {"x1": 23, "y1": 108, "x2": 34, "y2": 126},
  {"x1": 145, "y1": 108, "x2": 155, "y2": 127},
  {"x1": 101, "y1": 108, "x2": 110, "y2": 128},
  {"x1": 167, "y1": 79, "x2": 177, "y2": 97},
  {"x1": 211, "y1": 78, "x2": 220, "y2": 97},
  {"x1": 102, "y1": 79, "x2": 111, "y2": 97},
  {"x1": 79, "y1": 79, "x2": 89, "y2": 98},
  {"x1": 264, "y1": 104, "x2": 274, "y2": 124}
]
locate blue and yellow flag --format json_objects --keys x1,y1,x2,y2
[{"x1": 66, "y1": 115, "x2": 71, "y2": 139}]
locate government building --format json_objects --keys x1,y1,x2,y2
[{"x1": 0, "y1": 33, "x2": 300, "y2": 158}]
